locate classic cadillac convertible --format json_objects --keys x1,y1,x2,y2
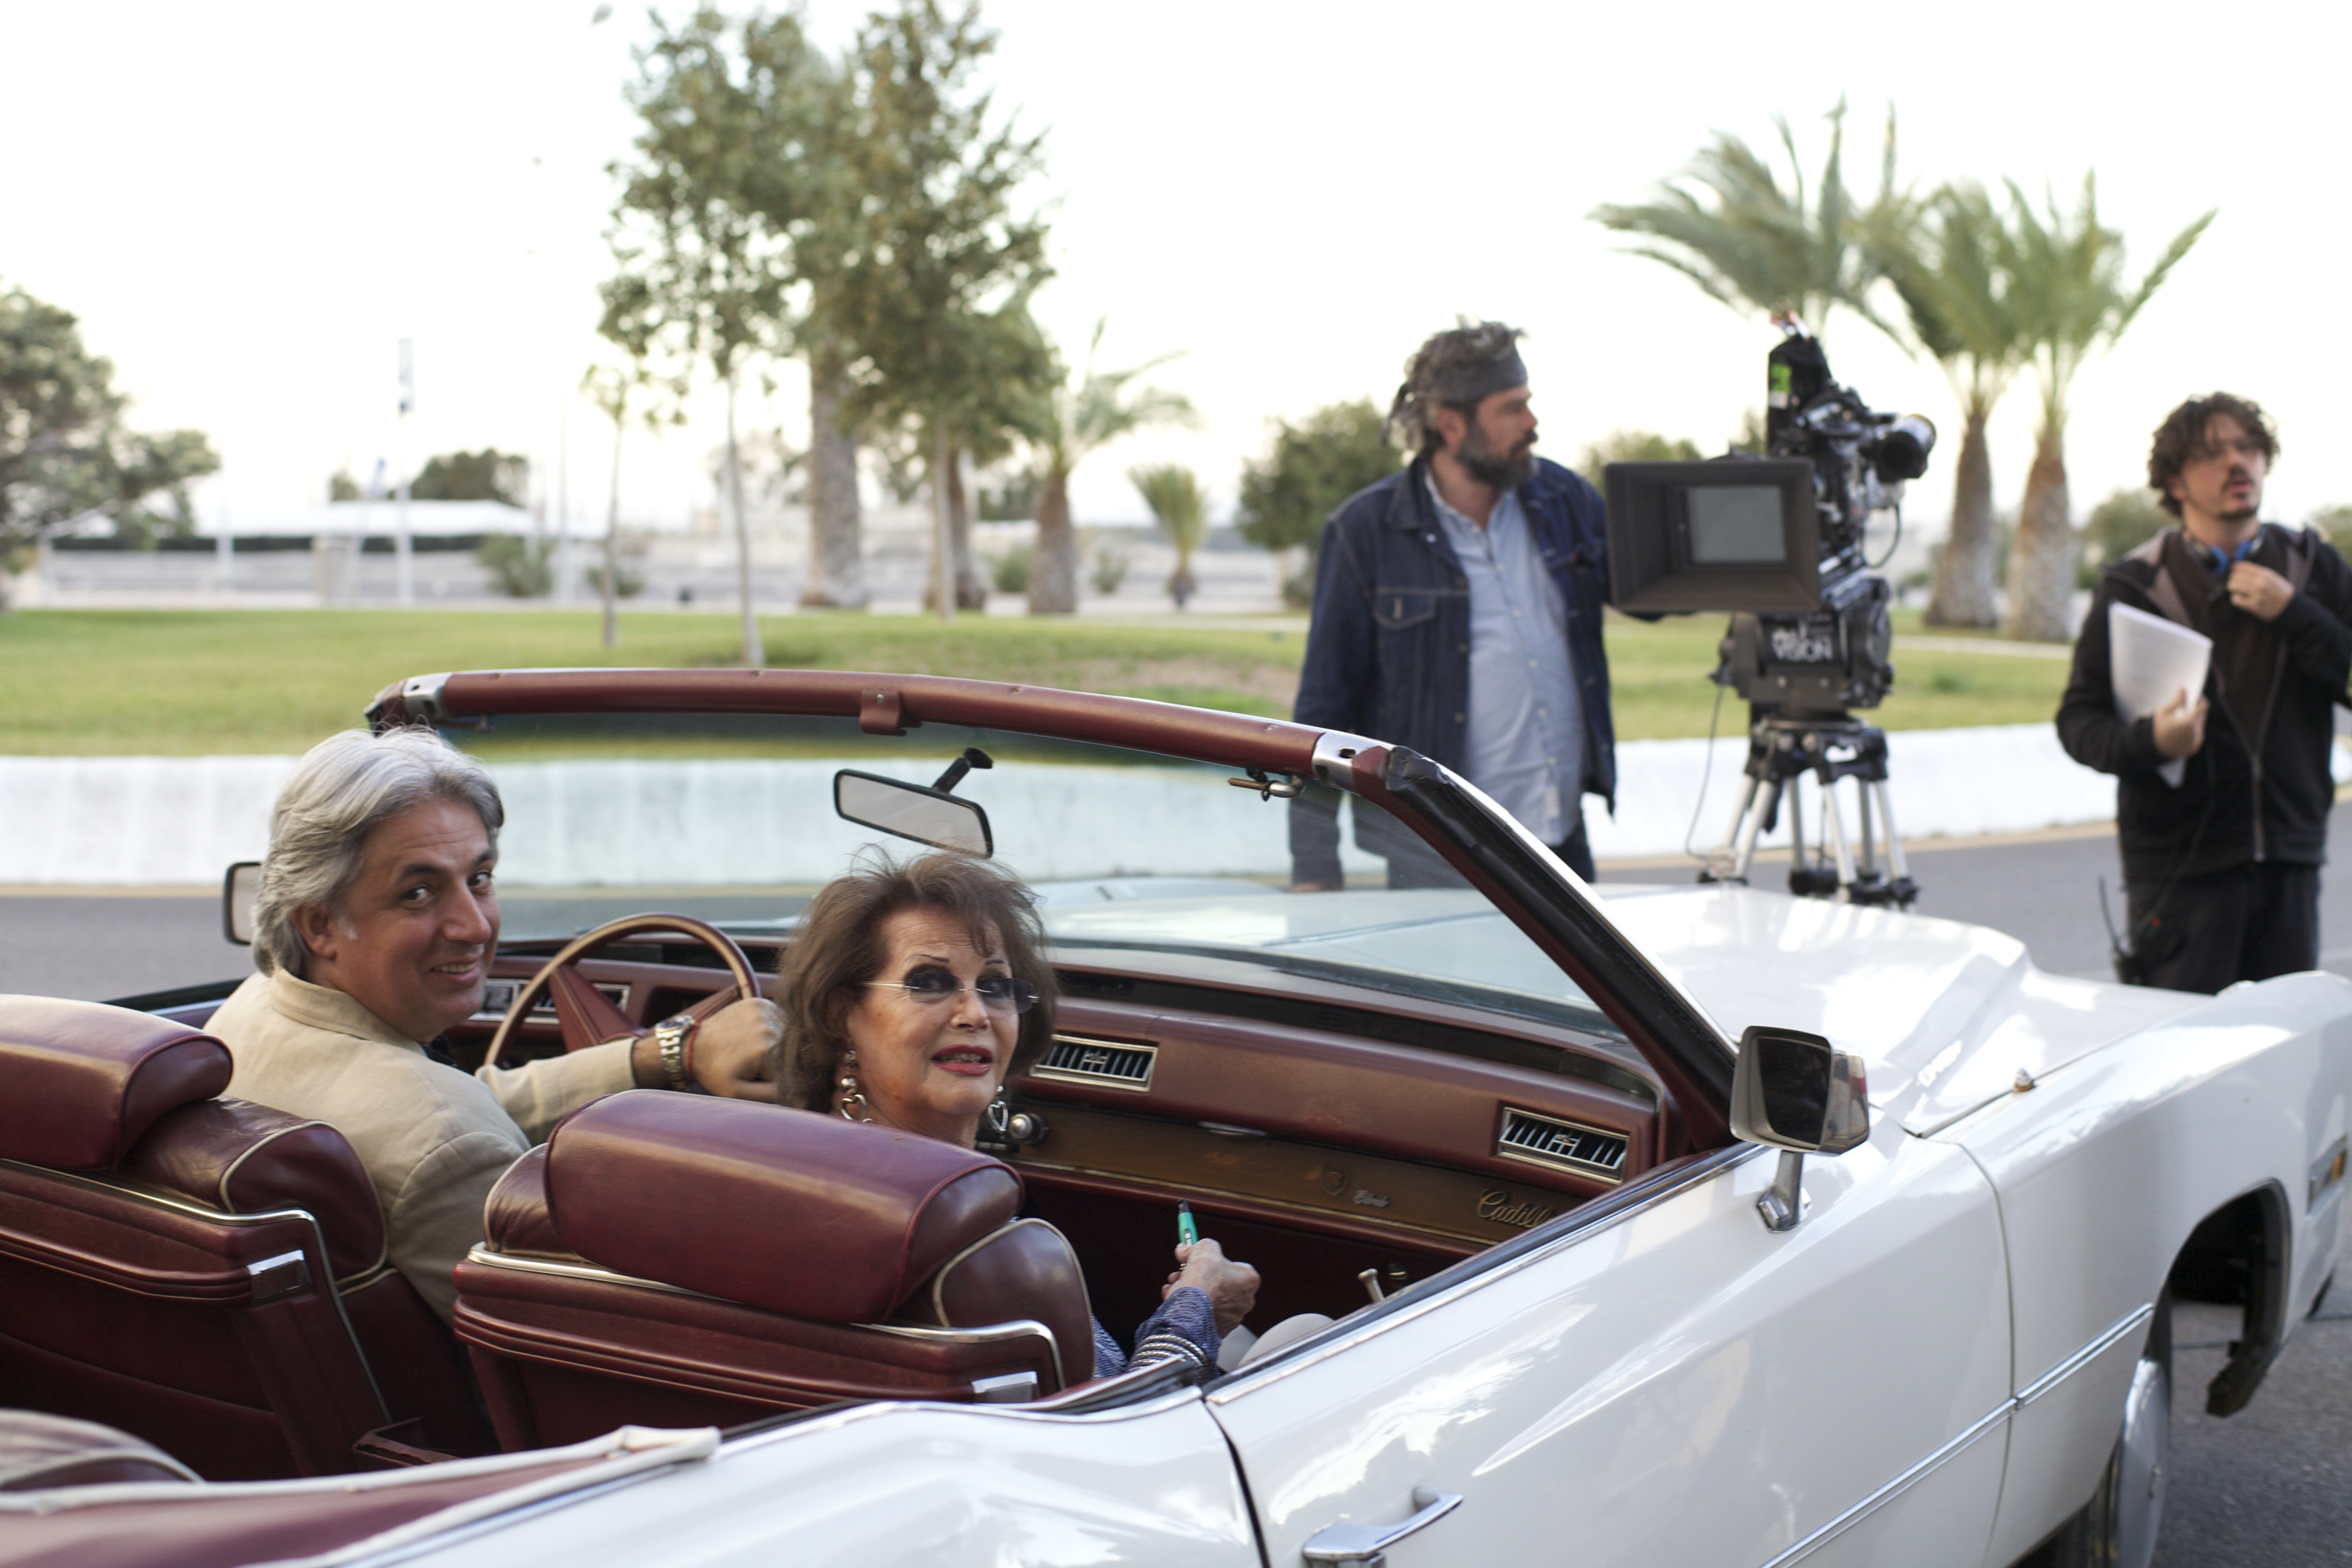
[{"x1": 2, "y1": 667, "x2": 2346, "y2": 1568}]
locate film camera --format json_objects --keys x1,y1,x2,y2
[{"x1": 1602, "y1": 321, "x2": 1935, "y2": 906}]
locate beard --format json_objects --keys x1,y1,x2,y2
[
  {"x1": 1458, "y1": 422, "x2": 1536, "y2": 491},
  {"x1": 2217, "y1": 471, "x2": 2259, "y2": 523}
]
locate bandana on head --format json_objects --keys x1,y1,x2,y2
[{"x1": 1418, "y1": 346, "x2": 1527, "y2": 407}]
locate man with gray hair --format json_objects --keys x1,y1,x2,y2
[
  {"x1": 208, "y1": 727, "x2": 780, "y2": 1319},
  {"x1": 1292, "y1": 320, "x2": 1623, "y2": 885}
]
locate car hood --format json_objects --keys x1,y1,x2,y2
[{"x1": 1590, "y1": 882, "x2": 2205, "y2": 1134}]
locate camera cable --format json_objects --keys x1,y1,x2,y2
[{"x1": 1682, "y1": 674, "x2": 1731, "y2": 863}]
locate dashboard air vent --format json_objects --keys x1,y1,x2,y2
[
  {"x1": 1496, "y1": 1108, "x2": 1627, "y2": 1182},
  {"x1": 1032, "y1": 1034, "x2": 1157, "y2": 1091}
]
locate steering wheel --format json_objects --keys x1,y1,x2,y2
[{"x1": 484, "y1": 913, "x2": 763, "y2": 1071}]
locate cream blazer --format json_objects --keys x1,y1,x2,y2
[{"x1": 207, "y1": 969, "x2": 634, "y2": 1320}]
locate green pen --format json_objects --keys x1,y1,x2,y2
[{"x1": 1176, "y1": 1201, "x2": 1198, "y2": 1247}]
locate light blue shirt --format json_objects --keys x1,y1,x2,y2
[{"x1": 1428, "y1": 477, "x2": 1584, "y2": 844}]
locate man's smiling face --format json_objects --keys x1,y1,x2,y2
[{"x1": 296, "y1": 796, "x2": 500, "y2": 1042}]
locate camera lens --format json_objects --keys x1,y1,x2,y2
[{"x1": 1870, "y1": 415, "x2": 1936, "y2": 482}]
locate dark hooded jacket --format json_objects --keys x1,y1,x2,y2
[{"x1": 2056, "y1": 522, "x2": 2352, "y2": 883}]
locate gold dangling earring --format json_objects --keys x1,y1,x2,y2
[{"x1": 836, "y1": 1047, "x2": 872, "y2": 1123}]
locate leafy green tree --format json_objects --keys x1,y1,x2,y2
[
  {"x1": 2310, "y1": 504, "x2": 2352, "y2": 557},
  {"x1": 407, "y1": 449, "x2": 528, "y2": 505},
  {"x1": 2000, "y1": 177, "x2": 2210, "y2": 641},
  {"x1": 328, "y1": 468, "x2": 364, "y2": 502},
  {"x1": 1130, "y1": 462, "x2": 1208, "y2": 609},
  {"x1": 1023, "y1": 321, "x2": 1195, "y2": 614},
  {"x1": 1233, "y1": 400, "x2": 1400, "y2": 606},
  {"x1": 1869, "y1": 182, "x2": 2027, "y2": 627},
  {"x1": 0, "y1": 281, "x2": 218, "y2": 600},
  {"x1": 2077, "y1": 486, "x2": 2170, "y2": 585},
  {"x1": 1591, "y1": 101, "x2": 1895, "y2": 340},
  {"x1": 826, "y1": 0, "x2": 1052, "y2": 624},
  {"x1": 607, "y1": 7, "x2": 798, "y2": 665},
  {"x1": 1575, "y1": 429, "x2": 1702, "y2": 493}
]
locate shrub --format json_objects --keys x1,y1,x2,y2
[
  {"x1": 991, "y1": 543, "x2": 1033, "y2": 595},
  {"x1": 477, "y1": 534, "x2": 554, "y2": 598}
]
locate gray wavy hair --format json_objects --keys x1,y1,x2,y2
[{"x1": 251, "y1": 727, "x2": 503, "y2": 978}]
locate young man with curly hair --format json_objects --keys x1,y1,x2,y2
[{"x1": 2058, "y1": 394, "x2": 2352, "y2": 992}]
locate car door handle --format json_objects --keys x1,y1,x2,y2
[{"x1": 1301, "y1": 1488, "x2": 1463, "y2": 1565}]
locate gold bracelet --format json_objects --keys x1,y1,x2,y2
[{"x1": 653, "y1": 1013, "x2": 696, "y2": 1091}]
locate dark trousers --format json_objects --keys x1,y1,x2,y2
[{"x1": 2125, "y1": 861, "x2": 2321, "y2": 994}]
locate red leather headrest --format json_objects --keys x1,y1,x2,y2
[
  {"x1": 122, "y1": 1099, "x2": 386, "y2": 1279},
  {"x1": 544, "y1": 1093, "x2": 1022, "y2": 1322},
  {"x1": 0, "y1": 996, "x2": 232, "y2": 1171}
]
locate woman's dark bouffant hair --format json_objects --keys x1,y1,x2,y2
[{"x1": 767, "y1": 850, "x2": 1060, "y2": 1114}]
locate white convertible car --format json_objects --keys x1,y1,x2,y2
[{"x1": 3, "y1": 669, "x2": 2345, "y2": 1568}]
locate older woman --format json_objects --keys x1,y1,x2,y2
[{"x1": 771, "y1": 851, "x2": 1258, "y2": 1379}]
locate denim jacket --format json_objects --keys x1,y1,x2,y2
[{"x1": 1293, "y1": 455, "x2": 1621, "y2": 810}]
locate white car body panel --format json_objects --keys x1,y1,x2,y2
[
  {"x1": 382, "y1": 1390, "x2": 1257, "y2": 1568},
  {"x1": 1206, "y1": 1122, "x2": 2009, "y2": 1568},
  {"x1": 331, "y1": 882, "x2": 2346, "y2": 1568}
]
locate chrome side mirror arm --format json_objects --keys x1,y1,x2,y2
[{"x1": 1730, "y1": 1026, "x2": 1869, "y2": 1233}]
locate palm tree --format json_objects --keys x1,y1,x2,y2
[
  {"x1": 1029, "y1": 321, "x2": 1196, "y2": 614},
  {"x1": 1591, "y1": 100, "x2": 1893, "y2": 340},
  {"x1": 1130, "y1": 463, "x2": 1207, "y2": 609},
  {"x1": 1868, "y1": 182, "x2": 2027, "y2": 627},
  {"x1": 1999, "y1": 177, "x2": 2212, "y2": 642}
]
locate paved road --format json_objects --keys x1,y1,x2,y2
[{"x1": 6, "y1": 816, "x2": 2349, "y2": 1563}]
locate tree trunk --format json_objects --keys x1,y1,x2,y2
[
  {"x1": 929, "y1": 418, "x2": 955, "y2": 625},
  {"x1": 602, "y1": 408, "x2": 622, "y2": 649},
  {"x1": 1924, "y1": 401, "x2": 1998, "y2": 628},
  {"x1": 948, "y1": 451, "x2": 986, "y2": 611},
  {"x1": 801, "y1": 344, "x2": 867, "y2": 609},
  {"x1": 2003, "y1": 420, "x2": 2075, "y2": 643},
  {"x1": 1029, "y1": 465, "x2": 1077, "y2": 614},
  {"x1": 725, "y1": 369, "x2": 765, "y2": 667}
]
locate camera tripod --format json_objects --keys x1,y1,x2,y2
[{"x1": 1702, "y1": 714, "x2": 1918, "y2": 908}]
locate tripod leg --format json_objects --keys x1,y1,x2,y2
[
  {"x1": 1787, "y1": 772, "x2": 1805, "y2": 876},
  {"x1": 1819, "y1": 768, "x2": 1859, "y2": 898},
  {"x1": 1710, "y1": 774, "x2": 1761, "y2": 882},
  {"x1": 1732, "y1": 778, "x2": 1779, "y2": 882},
  {"x1": 1857, "y1": 776, "x2": 1878, "y2": 880},
  {"x1": 1872, "y1": 779, "x2": 1911, "y2": 882}
]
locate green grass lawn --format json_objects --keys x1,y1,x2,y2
[{"x1": 0, "y1": 606, "x2": 2069, "y2": 754}]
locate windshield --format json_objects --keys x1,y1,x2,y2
[{"x1": 447, "y1": 713, "x2": 1608, "y2": 1034}]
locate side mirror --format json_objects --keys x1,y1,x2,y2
[
  {"x1": 223, "y1": 861, "x2": 261, "y2": 946},
  {"x1": 1731, "y1": 1026, "x2": 1869, "y2": 1232},
  {"x1": 833, "y1": 770, "x2": 993, "y2": 858}
]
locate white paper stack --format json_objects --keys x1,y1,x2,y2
[{"x1": 2110, "y1": 601, "x2": 2212, "y2": 787}]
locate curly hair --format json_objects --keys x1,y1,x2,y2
[
  {"x1": 2148, "y1": 393, "x2": 2279, "y2": 518},
  {"x1": 766, "y1": 850, "x2": 1059, "y2": 1114},
  {"x1": 1386, "y1": 319, "x2": 1528, "y2": 458}
]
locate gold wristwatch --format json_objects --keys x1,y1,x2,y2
[{"x1": 652, "y1": 1013, "x2": 696, "y2": 1091}]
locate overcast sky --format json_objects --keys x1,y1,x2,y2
[{"x1": 5, "y1": 0, "x2": 2344, "y2": 539}]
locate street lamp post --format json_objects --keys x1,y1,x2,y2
[{"x1": 395, "y1": 338, "x2": 415, "y2": 608}]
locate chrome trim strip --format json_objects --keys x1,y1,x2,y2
[
  {"x1": 858, "y1": 1317, "x2": 1060, "y2": 1357},
  {"x1": 1310, "y1": 730, "x2": 1383, "y2": 792},
  {"x1": 1206, "y1": 1142, "x2": 1761, "y2": 1403},
  {"x1": 1757, "y1": 1400, "x2": 2013, "y2": 1568},
  {"x1": 463, "y1": 1245, "x2": 710, "y2": 1300},
  {"x1": 2016, "y1": 1303, "x2": 2154, "y2": 1408}
]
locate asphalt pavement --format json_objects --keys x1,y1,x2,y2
[{"x1": 5, "y1": 816, "x2": 2349, "y2": 1562}]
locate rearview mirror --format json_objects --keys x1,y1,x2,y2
[
  {"x1": 223, "y1": 861, "x2": 261, "y2": 946},
  {"x1": 1731, "y1": 1025, "x2": 1869, "y2": 1233},
  {"x1": 833, "y1": 771, "x2": 993, "y2": 858}
]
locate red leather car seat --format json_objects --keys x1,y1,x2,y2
[
  {"x1": 454, "y1": 1092, "x2": 1095, "y2": 1449},
  {"x1": 0, "y1": 996, "x2": 490, "y2": 1478}
]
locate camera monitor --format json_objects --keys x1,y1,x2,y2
[{"x1": 1604, "y1": 459, "x2": 1821, "y2": 614}]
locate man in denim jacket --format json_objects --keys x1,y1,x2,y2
[{"x1": 1292, "y1": 321, "x2": 1619, "y2": 887}]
